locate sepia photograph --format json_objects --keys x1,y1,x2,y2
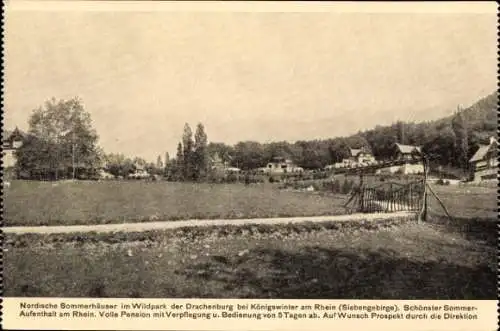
[{"x1": 2, "y1": 0, "x2": 497, "y2": 305}]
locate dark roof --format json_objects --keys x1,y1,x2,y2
[
  {"x1": 469, "y1": 137, "x2": 498, "y2": 163},
  {"x1": 3, "y1": 127, "x2": 26, "y2": 141}
]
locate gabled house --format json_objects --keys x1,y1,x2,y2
[
  {"x1": 376, "y1": 143, "x2": 424, "y2": 175},
  {"x1": 2, "y1": 127, "x2": 26, "y2": 168},
  {"x1": 346, "y1": 148, "x2": 376, "y2": 165},
  {"x1": 209, "y1": 152, "x2": 240, "y2": 174},
  {"x1": 210, "y1": 152, "x2": 230, "y2": 170},
  {"x1": 469, "y1": 136, "x2": 498, "y2": 182},
  {"x1": 128, "y1": 162, "x2": 150, "y2": 179},
  {"x1": 393, "y1": 143, "x2": 424, "y2": 174},
  {"x1": 326, "y1": 147, "x2": 376, "y2": 170},
  {"x1": 265, "y1": 157, "x2": 303, "y2": 174},
  {"x1": 393, "y1": 143, "x2": 422, "y2": 162}
]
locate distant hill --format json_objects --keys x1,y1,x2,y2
[
  {"x1": 210, "y1": 91, "x2": 498, "y2": 171},
  {"x1": 361, "y1": 91, "x2": 497, "y2": 165}
]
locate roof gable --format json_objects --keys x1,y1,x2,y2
[
  {"x1": 469, "y1": 138, "x2": 498, "y2": 163},
  {"x1": 3, "y1": 127, "x2": 26, "y2": 142},
  {"x1": 350, "y1": 149, "x2": 362, "y2": 157},
  {"x1": 349, "y1": 148, "x2": 372, "y2": 157},
  {"x1": 395, "y1": 143, "x2": 421, "y2": 154}
]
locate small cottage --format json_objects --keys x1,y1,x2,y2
[
  {"x1": 265, "y1": 157, "x2": 303, "y2": 174},
  {"x1": 2, "y1": 127, "x2": 26, "y2": 169},
  {"x1": 376, "y1": 143, "x2": 424, "y2": 175},
  {"x1": 469, "y1": 136, "x2": 498, "y2": 182},
  {"x1": 393, "y1": 143, "x2": 422, "y2": 162}
]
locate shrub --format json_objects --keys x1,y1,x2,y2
[
  {"x1": 436, "y1": 179, "x2": 450, "y2": 186},
  {"x1": 226, "y1": 173, "x2": 238, "y2": 183}
]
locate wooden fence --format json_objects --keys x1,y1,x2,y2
[{"x1": 345, "y1": 180, "x2": 425, "y2": 214}]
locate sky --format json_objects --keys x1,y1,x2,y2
[{"x1": 4, "y1": 2, "x2": 498, "y2": 161}]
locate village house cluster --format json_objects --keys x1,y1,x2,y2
[{"x1": 3, "y1": 126, "x2": 498, "y2": 183}]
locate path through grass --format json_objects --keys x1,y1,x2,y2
[{"x1": 4, "y1": 221, "x2": 495, "y2": 299}]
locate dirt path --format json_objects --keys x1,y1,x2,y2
[{"x1": 3, "y1": 211, "x2": 416, "y2": 234}]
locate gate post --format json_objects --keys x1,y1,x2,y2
[
  {"x1": 359, "y1": 173, "x2": 364, "y2": 212},
  {"x1": 418, "y1": 157, "x2": 429, "y2": 223}
]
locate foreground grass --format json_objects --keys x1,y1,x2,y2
[
  {"x1": 4, "y1": 180, "x2": 348, "y2": 226},
  {"x1": 4, "y1": 217, "x2": 495, "y2": 299}
]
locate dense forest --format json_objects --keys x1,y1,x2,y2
[{"x1": 206, "y1": 91, "x2": 498, "y2": 172}]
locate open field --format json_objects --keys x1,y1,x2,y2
[
  {"x1": 427, "y1": 184, "x2": 497, "y2": 219},
  {"x1": 4, "y1": 218, "x2": 495, "y2": 299},
  {"x1": 286, "y1": 175, "x2": 497, "y2": 219},
  {"x1": 4, "y1": 179, "x2": 496, "y2": 227},
  {"x1": 3, "y1": 180, "x2": 348, "y2": 226},
  {"x1": 3, "y1": 179, "x2": 495, "y2": 299}
]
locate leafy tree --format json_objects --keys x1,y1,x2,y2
[
  {"x1": 17, "y1": 97, "x2": 100, "y2": 180},
  {"x1": 103, "y1": 153, "x2": 134, "y2": 178},
  {"x1": 423, "y1": 125, "x2": 457, "y2": 165},
  {"x1": 15, "y1": 134, "x2": 52, "y2": 179},
  {"x1": 233, "y1": 141, "x2": 267, "y2": 170}
]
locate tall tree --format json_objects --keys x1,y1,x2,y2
[
  {"x1": 156, "y1": 155, "x2": 164, "y2": 169},
  {"x1": 175, "y1": 142, "x2": 184, "y2": 180},
  {"x1": 182, "y1": 123, "x2": 194, "y2": 180},
  {"x1": 423, "y1": 125, "x2": 457, "y2": 166},
  {"x1": 164, "y1": 152, "x2": 170, "y2": 165},
  {"x1": 18, "y1": 97, "x2": 100, "y2": 180},
  {"x1": 452, "y1": 106, "x2": 469, "y2": 170},
  {"x1": 193, "y1": 123, "x2": 209, "y2": 180}
]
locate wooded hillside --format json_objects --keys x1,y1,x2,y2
[{"x1": 207, "y1": 91, "x2": 498, "y2": 171}]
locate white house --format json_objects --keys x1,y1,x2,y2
[
  {"x1": 326, "y1": 147, "x2": 376, "y2": 170},
  {"x1": 265, "y1": 157, "x2": 303, "y2": 174},
  {"x1": 128, "y1": 162, "x2": 150, "y2": 179},
  {"x1": 2, "y1": 127, "x2": 26, "y2": 169},
  {"x1": 376, "y1": 143, "x2": 424, "y2": 175}
]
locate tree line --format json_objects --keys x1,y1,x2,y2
[
  {"x1": 204, "y1": 92, "x2": 497, "y2": 172},
  {"x1": 12, "y1": 91, "x2": 497, "y2": 180}
]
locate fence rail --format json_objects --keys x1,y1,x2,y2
[{"x1": 345, "y1": 180, "x2": 425, "y2": 214}]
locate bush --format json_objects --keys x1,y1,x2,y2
[
  {"x1": 226, "y1": 173, "x2": 238, "y2": 183},
  {"x1": 436, "y1": 179, "x2": 450, "y2": 186}
]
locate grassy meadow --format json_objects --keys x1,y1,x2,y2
[
  {"x1": 427, "y1": 184, "x2": 497, "y2": 219},
  {"x1": 3, "y1": 180, "x2": 348, "y2": 226},
  {"x1": 3, "y1": 178, "x2": 496, "y2": 299},
  {"x1": 4, "y1": 217, "x2": 495, "y2": 299}
]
